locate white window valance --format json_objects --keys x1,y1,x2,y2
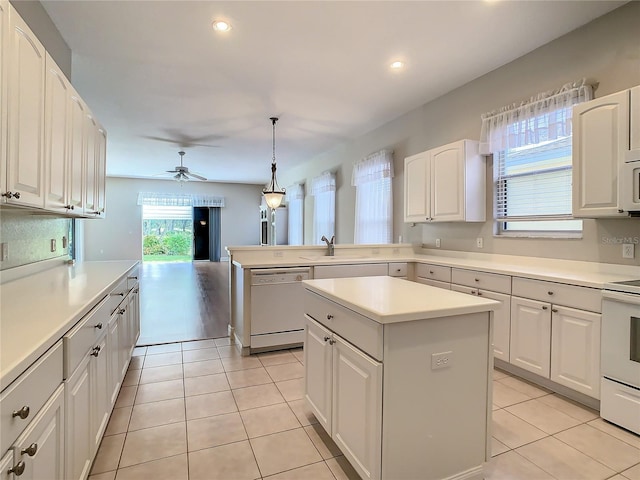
[
  {"x1": 310, "y1": 172, "x2": 336, "y2": 195},
  {"x1": 479, "y1": 80, "x2": 592, "y2": 155},
  {"x1": 137, "y1": 192, "x2": 225, "y2": 207},
  {"x1": 352, "y1": 149, "x2": 394, "y2": 186}
]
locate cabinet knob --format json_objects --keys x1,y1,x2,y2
[
  {"x1": 326, "y1": 314, "x2": 333, "y2": 320},
  {"x1": 552, "y1": 308, "x2": 558, "y2": 313},
  {"x1": 329, "y1": 339, "x2": 336, "y2": 345},
  {"x1": 471, "y1": 290, "x2": 477, "y2": 295},
  {"x1": 474, "y1": 278, "x2": 479, "y2": 282},
  {"x1": 477, "y1": 291, "x2": 483, "y2": 296},
  {"x1": 111, "y1": 292, "x2": 124, "y2": 297},
  {"x1": 118, "y1": 308, "x2": 126, "y2": 315},
  {"x1": 2, "y1": 191, "x2": 21, "y2": 199},
  {"x1": 429, "y1": 270, "x2": 434, "y2": 274},
  {"x1": 128, "y1": 276, "x2": 138, "y2": 280},
  {"x1": 547, "y1": 291, "x2": 554, "y2": 296},
  {"x1": 12, "y1": 406, "x2": 30, "y2": 420},
  {"x1": 65, "y1": 204, "x2": 75, "y2": 210},
  {"x1": 324, "y1": 336, "x2": 331, "y2": 342},
  {"x1": 542, "y1": 305, "x2": 548, "y2": 310},
  {"x1": 396, "y1": 269, "x2": 401, "y2": 272},
  {"x1": 21, "y1": 443, "x2": 38, "y2": 457},
  {"x1": 91, "y1": 345, "x2": 101, "y2": 357},
  {"x1": 95, "y1": 322, "x2": 103, "y2": 330},
  {"x1": 8, "y1": 461, "x2": 25, "y2": 476}
]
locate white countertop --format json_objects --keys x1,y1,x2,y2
[
  {"x1": 0, "y1": 260, "x2": 138, "y2": 391},
  {"x1": 228, "y1": 245, "x2": 639, "y2": 289},
  {"x1": 303, "y1": 276, "x2": 499, "y2": 324}
]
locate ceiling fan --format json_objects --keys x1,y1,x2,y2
[{"x1": 160, "y1": 151, "x2": 207, "y2": 182}]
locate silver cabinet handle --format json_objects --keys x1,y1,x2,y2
[
  {"x1": 542, "y1": 305, "x2": 548, "y2": 310},
  {"x1": 324, "y1": 336, "x2": 330, "y2": 342},
  {"x1": 95, "y1": 322, "x2": 103, "y2": 330},
  {"x1": 326, "y1": 314, "x2": 333, "y2": 320},
  {"x1": 12, "y1": 406, "x2": 30, "y2": 419},
  {"x1": 9, "y1": 461, "x2": 25, "y2": 476},
  {"x1": 21, "y1": 443, "x2": 37, "y2": 457}
]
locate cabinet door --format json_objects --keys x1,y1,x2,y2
[
  {"x1": 95, "y1": 124, "x2": 107, "y2": 217},
  {"x1": 572, "y1": 90, "x2": 628, "y2": 217},
  {"x1": 510, "y1": 297, "x2": 551, "y2": 377},
  {"x1": 12, "y1": 384, "x2": 64, "y2": 480},
  {"x1": 0, "y1": 449, "x2": 13, "y2": 480},
  {"x1": 65, "y1": 355, "x2": 92, "y2": 480},
  {"x1": 128, "y1": 289, "x2": 140, "y2": 353},
  {"x1": 5, "y1": 6, "x2": 46, "y2": 207},
  {"x1": 304, "y1": 316, "x2": 332, "y2": 434},
  {"x1": 107, "y1": 312, "x2": 121, "y2": 406},
  {"x1": 332, "y1": 336, "x2": 382, "y2": 480},
  {"x1": 430, "y1": 142, "x2": 465, "y2": 221},
  {"x1": 631, "y1": 86, "x2": 640, "y2": 152},
  {"x1": 44, "y1": 53, "x2": 69, "y2": 211},
  {"x1": 313, "y1": 263, "x2": 388, "y2": 279},
  {"x1": 117, "y1": 304, "x2": 131, "y2": 380},
  {"x1": 551, "y1": 306, "x2": 601, "y2": 399},
  {"x1": 404, "y1": 151, "x2": 429, "y2": 222},
  {"x1": 481, "y1": 290, "x2": 511, "y2": 363},
  {"x1": 67, "y1": 92, "x2": 85, "y2": 213},
  {"x1": 91, "y1": 334, "x2": 109, "y2": 454},
  {"x1": 84, "y1": 112, "x2": 98, "y2": 215},
  {"x1": 0, "y1": 0, "x2": 8, "y2": 199}
]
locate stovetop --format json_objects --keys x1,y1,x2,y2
[{"x1": 605, "y1": 279, "x2": 640, "y2": 295}]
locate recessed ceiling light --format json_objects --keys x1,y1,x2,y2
[
  {"x1": 212, "y1": 20, "x2": 231, "y2": 32},
  {"x1": 390, "y1": 61, "x2": 405, "y2": 70}
]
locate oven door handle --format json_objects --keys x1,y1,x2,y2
[{"x1": 603, "y1": 290, "x2": 640, "y2": 305}]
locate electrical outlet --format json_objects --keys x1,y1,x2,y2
[
  {"x1": 50, "y1": 239, "x2": 57, "y2": 252},
  {"x1": 435, "y1": 238, "x2": 441, "y2": 248},
  {"x1": 273, "y1": 251, "x2": 283, "y2": 258},
  {"x1": 62, "y1": 236, "x2": 68, "y2": 249},
  {"x1": 623, "y1": 243, "x2": 635, "y2": 259},
  {"x1": 1, "y1": 242, "x2": 8, "y2": 261},
  {"x1": 431, "y1": 351, "x2": 453, "y2": 370},
  {"x1": 476, "y1": 237, "x2": 484, "y2": 248}
]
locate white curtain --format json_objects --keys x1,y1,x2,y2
[
  {"x1": 286, "y1": 183, "x2": 304, "y2": 245},
  {"x1": 352, "y1": 149, "x2": 394, "y2": 244},
  {"x1": 311, "y1": 172, "x2": 335, "y2": 245},
  {"x1": 479, "y1": 80, "x2": 592, "y2": 155},
  {"x1": 137, "y1": 192, "x2": 225, "y2": 207}
]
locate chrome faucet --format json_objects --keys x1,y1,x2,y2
[{"x1": 321, "y1": 235, "x2": 335, "y2": 256}]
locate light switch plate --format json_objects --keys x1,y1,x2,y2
[{"x1": 476, "y1": 237, "x2": 484, "y2": 248}]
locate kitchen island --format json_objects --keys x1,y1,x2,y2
[{"x1": 303, "y1": 276, "x2": 499, "y2": 480}]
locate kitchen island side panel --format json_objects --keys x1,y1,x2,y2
[{"x1": 381, "y1": 312, "x2": 492, "y2": 480}]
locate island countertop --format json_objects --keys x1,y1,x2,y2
[{"x1": 303, "y1": 276, "x2": 499, "y2": 324}]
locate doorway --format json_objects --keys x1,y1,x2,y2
[
  {"x1": 142, "y1": 205, "x2": 193, "y2": 262},
  {"x1": 192, "y1": 207, "x2": 222, "y2": 262}
]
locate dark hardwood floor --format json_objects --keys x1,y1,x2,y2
[{"x1": 137, "y1": 261, "x2": 230, "y2": 345}]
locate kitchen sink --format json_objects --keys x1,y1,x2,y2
[{"x1": 299, "y1": 255, "x2": 371, "y2": 261}]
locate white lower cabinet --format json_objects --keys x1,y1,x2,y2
[
  {"x1": 11, "y1": 384, "x2": 65, "y2": 480},
  {"x1": 107, "y1": 311, "x2": 121, "y2": 408},
  {"x1": 64, "y1": 355, "x2": 92, "y2": 480},
  {"x1": 305, "y1": 316, "x2": 382, "y2": 480},
  {"x1": 509, "y1": 297, "x2": 551, "y2": 377},
  {"x1": 551, "y1": 306, "x2": 601, "y2": 398},
  {"x1": 0, "y1": 450, "x2": 13, "y2": 479},
  {"x1": 91, "y1": 334, "x2": 109, "y2": 453}
]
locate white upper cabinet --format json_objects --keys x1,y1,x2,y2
[
  {"x1": 68, "y1": 90, "x2": 86, "y2": 214},
  {"x1": 631, "y1": 86, "x2": 640, "y2": 153},
  {"x1": 404, "y1": 139, "x2": 485, "y2": 223},
  {"x1": 572, "y1": 89, "x2": 629, "y2": 217},
  {"x1": 4, "y1": 5, "x2": 46, "y2": 208},
  {"x1": 0, "y1": 0, "x2": 7, "y2": 202},
  {"x1": 44, "y1": 53, "x2": 70, "y2": 212},
  {"x1": 95, "y1": 124, "x2": 107, "y2": 217},
  {"x1": 84, "y1": 110, "x2": 98, "y2": 215}
]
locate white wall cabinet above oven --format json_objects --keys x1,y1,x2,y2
[
  {"x1": 572, "y1": 85, "x2": 640, "y2": 217},
  {"x1": 404, "y1": 139, "x2": 485, "y2": 223}
]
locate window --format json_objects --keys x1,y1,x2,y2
[
  {"x1": 311, "y1": 172, "x2": 335, "y2": 245},
  {"x1": 352, "y1": 149, "x2": 394, "y2": 244},
  {"x1": 286, "y1": 184, "x2": 304, "y2": 245},
  {"x1": 480, "y1": 80, "x2": 592, "y2": 236}
]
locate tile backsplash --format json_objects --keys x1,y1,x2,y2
[{"x1": 0, "y1": 210, "x2": 70, "y2": 271}]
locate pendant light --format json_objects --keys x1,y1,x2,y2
[{"x1": 262, "y1": 117, "x2": 286, "y2": 209}]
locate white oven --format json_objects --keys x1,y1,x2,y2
[{"x1": 601, "y1": 280, "x2": 640, "y2": 434}]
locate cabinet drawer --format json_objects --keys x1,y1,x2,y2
[
  {"x1": 126, "y1": 265, "x2": 140, "y2": 291},
  {"x1": 451, "y1": 268, "x2": 511, "y2": 294},
  {"x1": 388, "y1": 263, "x2": 407, "y2": 278},
  {"x1": 304, "y1": 290, "x2": 383, "y2": 361},
  {"x1": 416, "y1": 278, "x2": 450, "y2": 290},
  {"x1": 107, "y1": 277, "x2": 128, "y2": 314},
  {"x1": 313, "y1": 263, "x2": 388, "y2": 279},
  {"x1": 63, "y1": 296, "x2": 110, "y2": 378},
  {"x1": 0, "y1": 341, "x2": 63, "y2": 454},
  {"x1": 415, "y1": 263, "x2": 451, "y2": 283},
  {"x1": 512, "y1": 277, "x2": 601, "y2": 313}
]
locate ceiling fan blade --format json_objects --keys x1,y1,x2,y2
[
  {"x1": 187, "y1": 172, "x2": 207, "y2": 181},
  {"x1": 166, "y1": 169, "x2": 179, "y2": 173}
]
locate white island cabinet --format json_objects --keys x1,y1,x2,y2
[{"x1": 303, "y1": 276, "x2": 498, "y2": 480}]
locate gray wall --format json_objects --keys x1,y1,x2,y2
[
  {"x1": 82, "y1": 177, "x2": 264, "y2": 261},
  {"x1": 9, "y1": 0, "x2": 71, "y2": 78},
  {"x1": 279, "y1": 2, "x2": 640, "y2": 266}
]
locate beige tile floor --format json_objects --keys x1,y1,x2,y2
[{"x1": 89, "y1": 340, "x2": 640, "y2": 480}]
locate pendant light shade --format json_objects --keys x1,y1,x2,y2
[{"x1": 262, "y1": 117, "x2": 285, "y2": 209}]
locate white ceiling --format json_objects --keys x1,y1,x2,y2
[{"x1": 41, "y1": 0, "x2": 625, "y2": 185}]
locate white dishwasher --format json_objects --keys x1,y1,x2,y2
[{"x1": 250, "y1": 267, "x2": 310, "y2": 350}]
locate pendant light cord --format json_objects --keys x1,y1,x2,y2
[{"x1": 270, "y1": 117, "x2": 278, "y2": 165}]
